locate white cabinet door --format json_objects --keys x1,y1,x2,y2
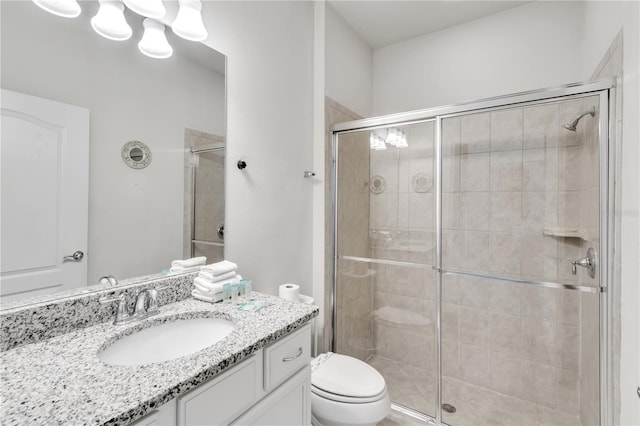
[
  {"x1": 177, "y1": 355, "x2": 259, "y2": 426},
  {"x1": 1, "y1": 89, "x2": 89, "y2": 300},
  {"x1": 233, "y1": 366, "x2": 310, "y2": 426}
]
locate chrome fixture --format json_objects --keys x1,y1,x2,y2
[
  {"x1": 572, "y1": 247, "x2": 596, "y2": 278},
  {"x1": 99, "y1": 275, "x2": 118, "y2": 286},
  {"x1": 304, "y1": 171, "x2": 316, "y2": 178},
  {"x1": 133, "y1": 288, "x2": 162, "y2": 318},
  {"x1": 99, "y1": 293, "x2": 134, "y2": 325},
  {"x1": 562, "y1": 106, "x2": 596, "y2": 131},
  {"x1": 99, "y1": 285, "x2": 167, "y2": 325},
  {"x1": 63, "y1": 250, "x2": 84, "y2": 262}
]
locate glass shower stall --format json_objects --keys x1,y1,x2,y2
[{"x1": 331, "y1": 79, "x2": 616, "y2": 426}]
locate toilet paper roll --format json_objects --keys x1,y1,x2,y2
[{"x1": 279, "y1": 283, "x2": 300, "y2": 301}]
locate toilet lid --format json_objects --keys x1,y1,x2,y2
[{"x1": 311, "y1": 353, "x2": 386, "y2": 398}]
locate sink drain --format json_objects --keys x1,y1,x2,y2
[{"x1": 442, "y1": 403, "x2": 456, "y2": 413}]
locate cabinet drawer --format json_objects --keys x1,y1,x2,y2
[
  {"x1": 177, "y1": 355, "x2": 258, "y2": 426},
  {"x1": 264, "y1": 324, "x2": 310, "y2": 392}
]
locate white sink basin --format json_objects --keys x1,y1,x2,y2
[{"x1": 99, "y1": 317, "x2": 234, "y2": 366}]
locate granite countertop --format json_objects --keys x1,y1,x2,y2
[{"x1": 0, "y1": 293, "x2": 318, "y2": 426}]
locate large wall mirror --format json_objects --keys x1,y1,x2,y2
[{"x1": 0, "y1": 1, "x2": 226, "y2": 307}]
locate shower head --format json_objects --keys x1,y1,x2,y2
[{"x1": 562, "y1": 106, "x2": 596, "y2": 131}]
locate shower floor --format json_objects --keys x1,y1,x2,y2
[{"x1": 368, "y1": 355, "x2": 583, "y2": 426}]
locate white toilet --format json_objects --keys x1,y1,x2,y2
[{"x1": 310, "y1": 352, "x2": 391, "y2": 426}]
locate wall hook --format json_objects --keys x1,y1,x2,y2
[
  {"x1": 304, "y1": 171, "x2": 315, "y2": 178},
  {"x1": 237, "y1": 160, "x2": 247, "y2": 170}
]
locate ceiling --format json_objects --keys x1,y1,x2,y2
[{"x1": 328, "y1": 1, "x2": 531, "y2": 49}]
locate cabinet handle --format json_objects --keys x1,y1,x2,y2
[{"x1": 282, "y1": 347, "x2": 303, "y2": 362}]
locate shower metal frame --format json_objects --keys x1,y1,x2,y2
[
  {"x1": 189, "y1": 144, "x2": 225, "y2": 258},
  {"x1": 330, "y1": 78, "x2": 617, "y2": 426}
]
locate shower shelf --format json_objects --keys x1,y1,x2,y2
[
  {"x1": 543, "y1": 227, "x2": 587, "y2": 239},
  {"x1": 342, "y1": 269, "x2": 377, "y2": 279}
]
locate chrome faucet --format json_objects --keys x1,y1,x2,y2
[
  {"x1": 99, "y1": 293, "x2": 134, "y2": 325},
  {"x1": 99, "y1": 275, "x2": 118, "y2": 286},
  {"x1": 100, "y1": 285, "x2": 167, "y2": 325},
  {"x1": 133, "y1": 288, "x2": 161, "y2": 319},
  {"x1": 571, "y1": 247, "x2": 596, "y2": 278}
]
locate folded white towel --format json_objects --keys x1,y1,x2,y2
[
  {"x1": 171, "y1": 256, "x2": 207, "y2": 269},
  {"x1": 201, "y1": 260, "x2": 238, "y2": 277},
  {"x1": 194, "y1": 275, "x2": 242, "y2": 294},
  {"x1": 192, "y1": 289, "x2": 222, "y2": 303},
  {"x1": 169, "y1": 265, "x2": 202, "y2": 274},
  {"x1": 198, "y1": 270, "x2": 236, "y2": 283}
]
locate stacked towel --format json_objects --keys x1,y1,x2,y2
[
  {"x1": 169, "y1": 256, "x2": 206, "y2": 274},
  {"x1": 201, "y1": 260, "x2": 237, "y2": 276},
  {"x1": 192, "y1": 260, "x2": 240, "y2": 303}
]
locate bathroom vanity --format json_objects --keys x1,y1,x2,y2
[{"x1": 0, "y1": 282, "x2": 317, "y2": 426}]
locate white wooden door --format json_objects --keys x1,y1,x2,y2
[{"x1": 1, "y1": 89, "x2": 89, "y2": 300}]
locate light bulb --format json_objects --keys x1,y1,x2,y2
[
  {"x1": 172, "y1": 0, "x2": 208, "y2": 42},
  {"x1": 138, "y1": 19, "x2": 173, "y2": 59},
  {"x1": 123, "y1": 0, "x2": 165, "y2": 19},
  {"x1": 91, "y1": 0, "x2": 132, "y2": 41},
  {"x1": 396, "y1": 131, "x2": 408, "y2": 148},
  {"x1": 32, "y1": 0, "x2": 81, "y2": 18},
  {"x1": 386, "y1": 128, "x2": 398, "y2": 146},
  {"x1": 370, "y1": 134, "x2": 386, "y2": 151}
]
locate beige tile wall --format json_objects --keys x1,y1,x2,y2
[
  {"x1": 183, "y1": 129, "x2": 225, "y2": 263},
  {"x1": 364, "y1": 98, "x2": 602, "y2": 417},
  {"x1": 326, "y1": 98, "x2": 372, "y2": 360}
]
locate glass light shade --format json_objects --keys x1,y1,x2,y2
[
  {"x1": 91, "y1": 0, "x2": 132, "y2": 41},
  {"x1": 123, "y1": 0, "x2": 165, "y2": 19},
  {"x1": 386, "y1": 128, "x2": 398, "y2": 146},
  {"x1": 172, "y1": 0, "x2": 208, "y2": 42},
  {"x1": 138, "y1": 19, "x2": 173, "y2": 59},
  {"x1": 396, "y1": 130, "x2": 408, "y2": 148},
  {"x1": 32, "y1": 0, "x2": 81, "y2": 18},
  {"x1": 370, "y1": 133, "x2": 386, "y2": 151}
]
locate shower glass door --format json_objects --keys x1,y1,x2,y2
[
  {"x1": 191, "y1": 148, "x2": 225, "y2": 262},
  {"x1": 333, "y1": 81, "x2": 612, "y2": 426},
  {"x1": 334, "y1": 121, "x2": 438, "y2": 418},
  {"x1": 440, "y1": 94, "x2": 602, "y2": 426}
]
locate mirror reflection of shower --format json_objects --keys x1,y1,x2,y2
[{"x1": 562, "y1": 106, "x2": 596, "y2": 131}]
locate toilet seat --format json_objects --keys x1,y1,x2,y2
[
  {"x1": 311, "y1": 384, "x2": 387, "y2": 404},
  {"x1": 311, "y1": 353, "x2": 386, "y2": 399}
]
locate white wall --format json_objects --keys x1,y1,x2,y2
[
  {"x1": 581, "y1": 2, "x2": 640, "y2": 424},
  {"x1": 200, "y1": 2, "x2": 315, "y2": 297},
  {"x1": 325, "y1": 3, "x2": 373, "y2": 117},
  {"x1": 372, "y1": 1, "x2": 585, "y2": 115},
  {"x1": 1, "y1": 1, "x2": 225, "y2": 283}
]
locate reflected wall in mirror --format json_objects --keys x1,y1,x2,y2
[{"x1": 0, "y1": 1, "x2": 226, "y2": 307}]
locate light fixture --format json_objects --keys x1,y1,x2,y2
[
  {"x1": 138, "y1": 18, "x2": 173, "y2": 59},
  {"x1": 32, "y1": 0, "x2": 81, "y2": 18},
  {"x1": 396, "y1": 130, "x2": 408, "y2": 148},
  {"x1": 91, "y1": 0, "x2": 132, "y2": 41},
  {"x1": 172, "y1": 0, "x2": 208, "y2": 42},
  {"x1": 385, "y1": 128, "x2": 398, "y2": 146},
  {"x1": 370, "y1": 133, "x2": 386, "y2": 151},
  {"x1": 123, "y1": 0, "x2": 166, "y2": 19}
]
